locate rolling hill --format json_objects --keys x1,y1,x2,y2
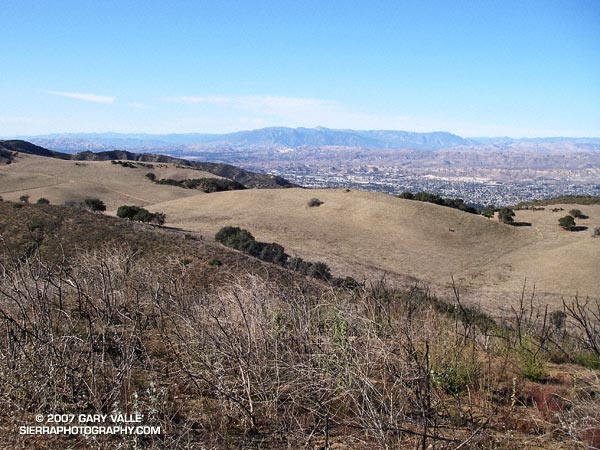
[
  {"x1": 0, "y1": 139, "x2": 295, "y2": 189},
  {"x1": 149, "y1": 188, "x2": 600, "y2": 313},
  {"x1": 1, "y1": 143, "x2": 598, "y2": 314}
]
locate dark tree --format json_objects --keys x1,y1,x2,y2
[
  {"x1": 481, "y1": 205, "x2": 496, "y2": 218},
  {"x1": 498, "y1": 207, "x2": 515, "y2": 224},
  {"x1": 36, "y1": 198, "x2": 50, "y2": 205},
  {"x1": 259, "y1": 243, "x2": 287, "y2": 264},
  {"x1": 116, "y1": 205, "x2": 164, "y2": 224},
  {"x1": 569, "y1": 209, "x2": 588, "y2": 219},
  {"x1": 215, "y1": 226, "x2": 258, "y2": 254},
  {"x1": 150, "y1": 212, "x2": 166, "y2": 226},
  {"x1": 558, "y1": 215, "x2": 576, "y2": 230},
  {"x1": 84, "y1": 198, "x2": 106, "y2": 212}
]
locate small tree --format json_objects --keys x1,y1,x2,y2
[
  {"x1": 215, "y1": 226, "x2": 258, "y2": 254},
  {"x1": 569, "y1": 209, "x2": 587, "y2": 219},
  {"x1": 558, "y1": 215, "x2": 576, "y2": 230},
  {"x1": 481, "y1": 205, "x2": 496, "y2": 218},
  {"x1": 36, "y1": 198, "x2": 50, "y2": 205},
  {"x1": 19, "y1": 195, "x2": 30, "y2": 204},
  {"x1": 258, "y1": 243, "x2": 287, "y2": 264},
  {"x1": 308, "y1": 198, "x2": 323, "y2": 207},
  {"x1": 117, "y1": 205, "x2": 143, "y2": 219},
  {"x1": 306, "y1": 261, "x2": 332, "y2": 280},
  {"x1": 498, "y1": 207, "x2": 515, "y2": 224},
  {"x1": 150, "y1": 212, "x2": 166, "y2": 226},
  {"x1": 84, "y1": 198, "x2": 106, "y2": 212},
  {"x1": 145, "y1": 173, "x2": 156, "y2": 182}
]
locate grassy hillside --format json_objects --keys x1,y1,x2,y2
[
  {"x1": 0, "y1": 201, "x2": 599, "y2": 449},
  {"x1": 0, "y1": 140, "x2": 297, "y2": 189},
  {"x1": 0, "y1": 139, "x2": 69, "y2": 159},
  {"x1": 0, "y1": 153, "x2": 209, "y2": 210},
  {"x1": 2, "y1": 150, "x2": 598, "y2": 312},
  {"x1": 151, "y1": 188, "x2": 600, "y2": 312}
]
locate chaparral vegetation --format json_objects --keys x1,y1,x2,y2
[{"x1": 0, "y1": 200, "x2": 599, "y2": 449}]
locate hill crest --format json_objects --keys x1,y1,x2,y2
[{"x1": 0, "y1": 140, "x2": 295, "y2": 189}]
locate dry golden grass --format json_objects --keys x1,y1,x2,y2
[
  {"x1": 150, "y1": 188, "x2": 600, "y2": 313},
  {"x1": 1, "y1": 154, "x2": 598, "y2": 313},
  {"x1": 0, "y1": 153, "x2": 209, "y2": 210}
]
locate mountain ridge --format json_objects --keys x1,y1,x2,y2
[
  {"x1": 0, "y1": 140, "x2": 295, "y2": 189},
  {"x1": 8, "y1": 127, "x2": 600, "y2": 154},
  {"x1": 6, "y1": 127, "x2": 470, "y2": 152}
]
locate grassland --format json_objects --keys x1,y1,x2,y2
[
  {"x1": 1, "y1": 151, "x2": 598, "y2": 314},
  {"x1": 149, "y1": 188, "x2": 600, "y2": 313},
  {"x1": 0, "y1": 153, "x2": 210, "y2": 210}
]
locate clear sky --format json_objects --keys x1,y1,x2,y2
[{"x1": 1, "y1": 0, "x2": 598, "y2": 137}]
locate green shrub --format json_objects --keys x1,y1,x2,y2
[
  {"x1": 36, "y1": 198, "x2": 50, "y2": 205},
  {"x1": 574, "y1": 351, "x2": 600, "y2": 370},
  {"x1": 19, "y1": 195, "x2": 30, "y2": 204},
  {"x1": 215, "y1": 226, "x2": 259, "y2": 254},
  {"x1": 558, "y1": 215, "x2": 576, "y2": 230},
  {"x1": 399, "y1": 191, "x2": 478, "y2": 214},
  {"x1": 117, "y1": 205, "x2": 144, "y2": 220},
  {"x1": 432, "y1": 361, "x2": 479, "y2": 396},
  {"x1": 116, "y1": 205, "x2": 165, "y2": 225},
  {"x1": 308, "y1": 198, "x2": 323, "y2": 207},
  {"x1": 27, "y1": 220, "x2": 42, "y2": 231},
  {"x1": 569, "y1": 209, "x2": 587, "y2": 219},
  {"x1": 154, "y1": 177, "x2": 246, "y2": 192},
  {"x1": 215, "y1": 226, "x2": 331, "y2": 280},
  {"x1": 258, "y1": 243, "x2": 287, "y2": 264},
  {"x1": 518, "y1": 338, "x2": 548, "y2": 382}
]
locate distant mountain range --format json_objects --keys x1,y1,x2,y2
[{"x1": 5, "y1": 127, "x2": 600, "y2": 154}]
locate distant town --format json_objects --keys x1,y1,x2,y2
[{"x1": 268, "y1": 166, "x2": 600, "y2": 207}]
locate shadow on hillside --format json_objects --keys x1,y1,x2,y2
[{"x1": 570, "y1": 226, "x2": 588, "y2": 232}]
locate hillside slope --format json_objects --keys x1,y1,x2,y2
[
  {"x1": 150, "y1": 188, "x2": 600, "y2": 312},
  {"x1": 1, "y1": 148, "x2": 597, "y2": 313},
  {"x1": 0, "y1": 153, "x2": 208, "y2": 209},
  {"x1": 0, "y1": 140, "x2": 296, "y2": 189}
]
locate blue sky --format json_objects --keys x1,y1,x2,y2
[{"x1": 1, "y1": 0, "x2": 598, "y2": 137}]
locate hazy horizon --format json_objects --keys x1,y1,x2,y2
[{"x1": 4, "y1": 126, "x2": 600, "y2": 141}]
